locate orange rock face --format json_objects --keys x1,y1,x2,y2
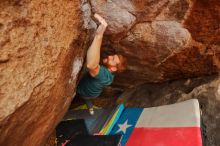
[
  {"x1": 0, "y1": 0, "x2": 219, "y2": 145},
  {"x1": 0, "y1": 0, "x2": 87, "y2": 145},
  {"x1": 92, "y1": 0, "x2": 220, "y2": 88}
]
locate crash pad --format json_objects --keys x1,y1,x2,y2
[{"x1": 110, "y1": 99, "x2": 202, "y2": 146}]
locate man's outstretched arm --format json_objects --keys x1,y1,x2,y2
[{"x1": 86, "y1": 14, "x2": 108, "y2": 77}]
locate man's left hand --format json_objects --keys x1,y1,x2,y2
[{"x1": 94, "y1": 13, "x2": 108, "y2": 35}]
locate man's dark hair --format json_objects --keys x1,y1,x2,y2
[
  {"x1": 101, "y1": 45, "x2": 116, "y2": 58},
  {"x1": 101, "y1": 45, "x2": 127, "y2": 73}
]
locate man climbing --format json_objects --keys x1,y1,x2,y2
[{"x1": 76, "y1": 13, "x2": 127, "y2": 115}]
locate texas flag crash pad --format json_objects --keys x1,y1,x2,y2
[{"x1": 110, "y1": 99, "x2": 203, "y2": 146}]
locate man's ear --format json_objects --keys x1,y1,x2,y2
[{"x1": 110, "y1": 66, "x2": 117, "y2": 72}]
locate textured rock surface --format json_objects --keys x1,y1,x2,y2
[
  {"x1": 90, "y1": 0, "x2": 136, "y2": 34},
  {"x1": 91, "y1": 0, "x2": 220, "y2": 89},
  {"x1": 1, "y1": 0, "x2": 220, "y2": 145},
  {"x1": 0, "y1": 0, "x2": 89, "y2": 145}
]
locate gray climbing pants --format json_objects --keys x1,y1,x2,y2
[{"x1": 79, "y1": 96, "x2": 97, "y2": 109}]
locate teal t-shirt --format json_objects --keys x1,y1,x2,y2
[{"x1": 77, "y1": 65, "x2": 114, "y2": 97}]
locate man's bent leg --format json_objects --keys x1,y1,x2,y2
[
  {"x1": 84, "y1": 99, "x2": 93, "y2": 109},
  {"x1": 80, "y1": 96, "x2": 97, "y2": 115}
]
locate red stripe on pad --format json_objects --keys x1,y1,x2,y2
[{"x1": 126, "y1": 127, "x2": 202, "y2": 146}]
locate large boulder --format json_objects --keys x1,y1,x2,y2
[
  {"x1": 1, "y1": 0, "x2": 220, "y2": 145},
  {"x1": 91, "y1": 0, "x2": 220, "y2": 88},
  {"x1": 0, "y1": 0, "x2": 90, "y2": 145}
]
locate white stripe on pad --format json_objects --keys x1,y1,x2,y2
[{"x1": 136, "y1": 99, "x2": 200, "y2": 128}]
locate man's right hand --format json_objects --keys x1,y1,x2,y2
[
  {"x1": 94, "y1": 13, "x2": 108, "y2": 27},
  {"x1": 94, "y1": 13, "x2": 108, "y2": 35}
]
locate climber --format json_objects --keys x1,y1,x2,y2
[{"x1": 76, "y1": 13, "x2": 127, "y2": 115}]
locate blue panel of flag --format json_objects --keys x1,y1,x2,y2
[{"x1": 110, "y1": 108, "x2": 143, "y2": 146}]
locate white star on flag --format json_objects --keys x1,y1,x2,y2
[{"x1": 116, "y1": 119, "x2": 132, "y2": 134}]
